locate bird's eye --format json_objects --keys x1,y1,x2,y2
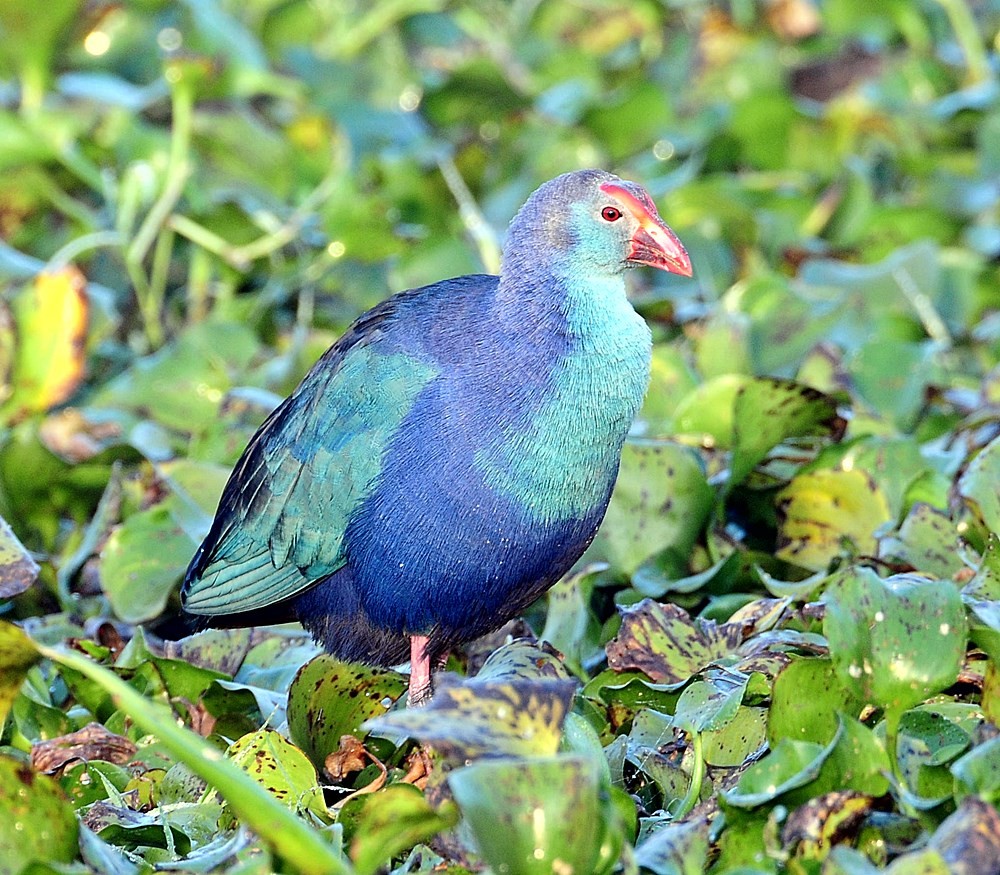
[{"x1": 601, "y1": 206, "x2": 622, "y2": 222}]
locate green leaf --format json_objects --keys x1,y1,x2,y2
[
  {"x1": 449, "y1": 754, "x2": 608, "y2": 875},
  {"x1": 823, "y1": 568, "x2": 967, "y2": 713},
  {"x1": 90, "y1": 320, "x2": 260, "y2": 434},
  {"x1": 768, "y1": 657, "x2": 865, "y2": 746},
  {"x1": 349, "y1": 785, "x2": 457, "y2": 875},
  {"x1": 0, "y1": 620, "x2": 41, "y2": 725},
  {"x1": 633, "y1": 816, "x2": 710, "y2": 875},
  {"x1": 31, "y1": 641, "x2": 349, "y2": 875},
  {"x1": 847, "y1": 338, "x2": 940, "y2": 430},
  {"x1": 728, "y1": 377, "x2": 843, "y2": 490},
  {"x1": 0, "y1": 754, "x2": 79, "y2": 874},
  {"x1": 589, "y1": 439, "x2": 713, "y2": 575},
  {"x1": 672, "y1": 670, "x2": 748, "y2": 734},
  {"x1": 224, "y1": 729, "x2": 327, "y2": 820},
  {"x1": 951, "y1": 735, "x2": 1000, "y2": 804},
  {"x1": 879, "y1": 503, "x2": 965, "y2": 580},
  {"x1": 287, "y1": 654, "x2": 406, "y2": 771},
  {"x1": 99, "y1": 505, "x2": 195, "y2": 624},
  {"x1": 958, "y1": 435, "x2": 1000, "y2": 536},
  {"x1": 723, "y1": 726, "x2": 842, "y2": 808}
]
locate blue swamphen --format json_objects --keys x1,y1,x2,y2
[{"x1": 181, "y1": 169, "x2": 692, "y2": 705}]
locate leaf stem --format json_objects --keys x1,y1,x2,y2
[
  {"x1": 437, "y1": 153, "x2": 502, "y2": 274},
  {"x1": 933, "y1": 0, "x2": 991, "y2": 84},
  {"x1": 674, "y1": 731, "x2": 705, "y2": 818}
]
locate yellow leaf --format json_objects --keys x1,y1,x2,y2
[
  {"x1": 776, "y1": 468, "x2": 891, "y2": 571},
  {"x1": 4, "y1": 266, "x2": 88, "y2": 420}
]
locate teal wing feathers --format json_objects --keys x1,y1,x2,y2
[{"x1": 181, "y1": 299, "x2": 439, "y2": 615}]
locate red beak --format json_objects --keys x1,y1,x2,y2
[{"x1": 599, "y1": 181, "x2": 693, "y2": 277}]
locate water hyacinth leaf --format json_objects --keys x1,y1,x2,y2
[
  {"x1": 99, "y1": 504, "x2": 196, "y2": 624},
  {"x1": 670, "y1": 373, "x2": 745, "y2": 448},
  {"x1": 606, "y1": 600, "x2": 745, "y2": 685},
  {"x1": 85, "y1": 801, "x2": 192, "y2": 855},
  {"x1": 672, "y1": 671, "x2": 749, "y2": 734},
  {"x1": 0, "y1": 620, "x2": 41, "y2": 724},
  {"x1": 961, "y1": 534, "x2": 1000, "y2": 661},
  {"x1": 542, "y1": 566, "x2": 604, "y2": 669},
  {"x1": 33, "y1": 641, "x2": 347, "y2": 875},
  {"x1": 0, "y1": 512, "x2": 39, "y2": 597},
  {"x1": 90, "y1": 320, "x2": 260, "y2": 434},
  {"x1": 693, "y1": 310, "x2": 752, "y2": 379},
  {"x1": 475, "y1": 638, "x2": 573, "y2": 682},
  {"x1": 823, "y1": 569, "x2": 967, "y2": 713},
  {"x1": 723, "y1": 725, "x2": 842, "y2": 808},
  {"x1": 590, "y1": 439, "x2": 713, "y2": 574},
  {"x1": 0, "y1": 754, "x2": 79, "y2": 874},
  {"x1": 633, "y1": 816, "x2": 710, "y2": 875},
  {"x1": 847, "y1": 338, "x2": 938, "y2": 431},
  {"x1": 951, "y1": 735, "x2": 1000, "y2": 804},
  {"x1": 879, "y1": 503, "x2": 965, "y2": 581},
  {"x1": 449, "y1": 754, "x2": 607, "y2": 875},
  {"x1": 926, "y1": 796, "x2": 1000, "y2": 873},
  {"x1": 164, "y1": 627, "x2": 253, "y2": 677},
  {"x1": 365, "y1": 675, "x2": 576, "y2": 760},
  {"x1": 287, "y1": 654, "x2": 406, "y2": 770},
  {"x1": 895, "y1": 710, "x2": 970, "y2": 800},
  {"x1": 77, "y1": 822, "x2": 143, "y2": 875},
  {"x1": 728, "y1": 377, "x2": 843, "y2": 490},
  {"x1": 776, "y1": 468, "x2": 892, "y2": 571},
  {"x1": 632, "y1": 551, "x2": 741, "y2": 599},
  {"x1": 782, "y1": 792, "x2": 874, "y2": 873},
  {"x1": 637, "y1": 344, "x2": 701, "y2": 436},
  {"x1": 703, "y1": 705, "x2": 768, "y2": 767},
  {"x1": 957, "y1": 435, "x2": 1000, "y2": 537},
  {"x1": 0, "y1": 267, "x2": 88, "y2": 422},
  {"x1": 350, "y1": 784, "x2": 457, "y2": 875},
  {"x1": 769, "y1": 658, "x2": 864, "y2": 745},
  {"x1": 812, "y1": 715, "x2": 890, "y2": 799},
  {"x1": 840, "y1": 436, "x2": 943, "y2": 521},
  {"x1": 224, "y1": 729, "x2": 327, "y2": 820}
]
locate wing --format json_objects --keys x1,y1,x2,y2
[{"x1": 182, "y1": 296, "x2": 440, "y2": 615}]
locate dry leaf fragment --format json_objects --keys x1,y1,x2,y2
[{"x1": 31, "y1": 722, "x2": 137, "y2": 774}]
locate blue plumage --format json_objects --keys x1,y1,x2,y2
[{"x1": 182, "y1": 169, "x2": 692, "y2": 704}]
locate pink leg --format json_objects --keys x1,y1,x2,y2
[{"x1": 407, "y1": 634, "x2": 433, "y2": 707}]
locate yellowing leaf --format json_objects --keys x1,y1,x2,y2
[
  {"x1": 776, "y1": 468, "x2": 891, "y2": 571},
  {"x1": 3, "y1": 267, "x2": 88, "y2": 420}
]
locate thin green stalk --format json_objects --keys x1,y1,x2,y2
[
  {"x1": 48, "y1": 231, "x2": 127, "y2": 271},
  {"x1": 186, "y1": 245, "x2": 213, "y2": 323},
  {"x1": 674, "y1": 731, "x2": 705, "y2": 818},
  {"x1": 126, "y1": 70, "x2": 194, "y2": 347},
  {"x1": 19, "y1": 59, "x2": 47, "y2": 113},
  {"x1": 169, "y1": 167, "x2": 341, "y2": 270},
  {"x1": 934, "y1": 0, "x2": 991, "y2": 84},
  {"x1": 34, "y1": 642, "x2": 353, "y2": 875},
  {"x1": 148, "y1": 227, "x2": 176, "y2": 330},
  {"x1": 437, "y1": 153, "x2": 501, "y2": 274}
]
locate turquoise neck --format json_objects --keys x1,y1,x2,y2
[{"x1": 478, "y1": 270, "x2": 652, "y2": 522}]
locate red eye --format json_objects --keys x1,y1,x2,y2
[{"x1": 601, "y1": 206, "x2": 622, "y2": 222}]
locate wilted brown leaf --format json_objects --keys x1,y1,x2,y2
[{"x1": 31, "y1": 722, "x2": 137, "y2": 774}]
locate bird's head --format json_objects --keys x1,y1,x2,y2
[{"x1": 503, "y1": 169, "x2": 693, "y2": 280}]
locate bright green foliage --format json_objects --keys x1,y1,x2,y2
[{"x1": 0, "y1": 0, "x2": 999, "y2": 872}]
